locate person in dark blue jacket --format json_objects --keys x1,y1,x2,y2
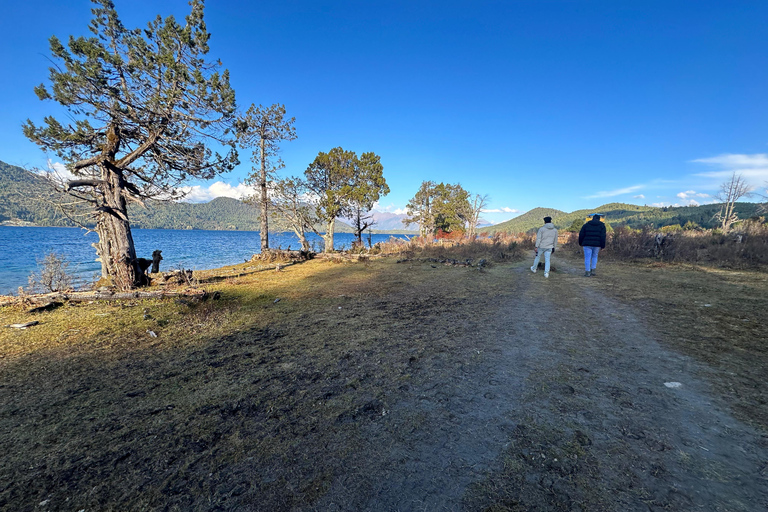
[{"x1": 578, "y1": 214, "x2": 606, "y2": 277}]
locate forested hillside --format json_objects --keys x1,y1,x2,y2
[
  {"x1": 0, "y1": 160, "x2": 354, "y2": 232},
  {"x1": 484, "y1": 207, "x2": 566, "y2": 234},
  {"x1": 0, "y1": 161, "x2": 70, "y2": 226},
  {"x1": 485, "y1": 201, "x2": 762, "y2": 234}
]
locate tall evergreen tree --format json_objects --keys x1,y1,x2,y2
[
  {"x1": 23, "y1": 0, "x2": 238, "y2": 290},
  {"x1": 236, "y1": 103, "x2": 297, "y2": 253},
  {"x1": 346, "y1": 152, "x2": 389, "y2": 246},
  {"x1": 432, "y1": 183, "x2": 471, "y2": 234},
  {"x1": 404, "y1": 181, "x2": 470, "y2": 236},
  {"x1": 304, "y1": 147, "x2": 387, "y2": 252}
]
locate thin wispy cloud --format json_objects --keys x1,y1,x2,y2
[
  {"x1": 691, "y1": 153, "x2": 768, "y2": 182},
  {"x1": 483, "y1": 207, "x2": 519, "y2": 213},
  {"x1": 585, "y1": 184, "x2": 644, "y2": 199},
  {"x1": 693, "y1": 154, "x2": 768, "y2": 168},
  {"x1": 633, "y1": 194, "x2": 645, "y2": 199}
]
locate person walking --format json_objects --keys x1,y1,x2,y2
[
  {"x1": 578, "y1": 213, "x2": 607, "y2": 277},
  {"x1": 530, "y1": 216, "x2": 558, "y2": 278}
]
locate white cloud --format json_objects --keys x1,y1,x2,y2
[
  {"x1": 633, "y1": 194, "x2": 645, "y2": 199},
  {"x1": 585, "y1": 184, "x2": 644, "y2": 199},
  {"x1": 373, "y1": 202, "x2": 408, "y2": 215},
  {"x1": 676, "y1": 190, "x2": 710, "y2": 200},
  {"x1": 691, "y1": 153, "x2": 768, "y2": 183},
  {"x1": 179, "y1": 181, "x2": 256, "y2": 202},
  {"x1": 692, "y1": 153, "x2": 768, "y2": 168},
  {"x1": 482, "y1": 207, "x2": 519, "y2": 213},
  {"x1": 43, "y1": 160, "x2": 76, "y2": 181},
  {"x1": 652, "y1": 201, "x2": 689, "y2": 207},
  {"x1": 41, "y1": 161, "x2": 257, "y2": 203},
  {"x1": 652, "y1": 199, "x2": 704, "y2": 207}
]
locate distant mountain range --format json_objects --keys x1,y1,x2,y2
[
  {"x1": 0, "y1": 160, "x2": 415, "y2": 233},
  {"x1": 3, "y1": 160, "x2": 762, "y2": 234},
  {"x1": 483, "y1": 202, "x2": 763, "y2": 234}
]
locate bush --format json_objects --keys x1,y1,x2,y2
[
  {"x1": 587, "y1": 221, "x2": 768, "y2": 269},
  {"x1": 28, "y1": 252, "x2": 74, "y2": 293}
]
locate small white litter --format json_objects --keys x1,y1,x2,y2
[
  {"x1": 147, "y1": 330, "x2": 157, "y2": 338},
  {"x1": 664, "y1": 382, "x2": 682, "y2": 388}
]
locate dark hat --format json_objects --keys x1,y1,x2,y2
[
  {"x1": 543, "y1": 216, "x2": 552, "y2": 223},
  {"x1": 592, "y1": 214, "x2": 601, "y2": 220}
]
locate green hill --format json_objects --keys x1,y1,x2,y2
[
  {"x1": 485, "y1": 201, "x2": 763, "y2": 234},
  {"x1": 0, "y1": 160, "x2": 354, "y2": 232},
  {"x1": 0, "y1": 160, "x2": 72, "y2": 226},
  {"x1": 482, "y1": 207, "x2": 566, "y2": 234}
]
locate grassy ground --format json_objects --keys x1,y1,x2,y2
[
  {"x1": 577, "y1": 258, "x2": 768, "y2": 429},
  {"x1": 1, "y1": 250, "x2": 767, "y2": 510}
]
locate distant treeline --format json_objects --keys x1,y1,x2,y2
[
  {"x1": 0, "y1": 161, "x2": 354, "y2": 232},
  {"x1": 3, "y1": 160, "x2": 762, "y2": 234},
  {"x1": 484, "y1": 202, "x2": 763, "y2": 235}
]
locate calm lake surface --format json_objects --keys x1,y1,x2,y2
[{"x1": 0, "y1": 226, "x2": 410, "y2": 295}]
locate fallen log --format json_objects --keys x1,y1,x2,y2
[{"x1": 0, "y1": 288, "x2": 208, "y2": 307}]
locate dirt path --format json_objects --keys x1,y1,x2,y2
[{"x1": 315, "y1": 258, "x2": 768, "y2": 511}]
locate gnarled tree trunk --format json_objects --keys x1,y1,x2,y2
[{"x1": 95, "y1": 161, "x2": 141, "y2": 290}]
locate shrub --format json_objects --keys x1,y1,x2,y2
[
  {"x1": 27, "y1": 252, "x2": 73, "y2": 293},
  {"x1": 588, "y1": 221, "x2": 768, "y2": 269}
]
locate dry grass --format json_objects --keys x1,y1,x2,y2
[
  {"x1": 0, "y1": 256, "x2": 502, "y2": 510},
  {"x1": 376, "y1": 234, "x2": 529, "y2": 262},
  {"x1": 566, "y1": 220, "x2": 768, "y2": 269},
  {"x1": 574, "y1": 257, "x2": 768, "y2": 428},
  {"x1": 1, "y1": 250, "x2": 767, "y2": 510}
]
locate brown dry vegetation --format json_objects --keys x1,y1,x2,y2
[
  {"x1": 1, "y1": 240, "x2": 767, "y2": 511},
  {"x1": 559, "y1": 218, "x2": 768, "y2": 269}
]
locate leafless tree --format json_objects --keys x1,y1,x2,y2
[
  {"x1": 466, "y1": 194, "x2": 489, "y2": 239},
  {"x1": 236, "y1": 104, "x2": 297, "y2": 253},
  {"x1": 269, "y1": 177, "x2": 316, "y2": 252},
  {"x1": 713, "y1": 172, "x2": 753, "y2": 232}
]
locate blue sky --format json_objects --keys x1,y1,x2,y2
[{"x1": 1, "y1": 0, "x2": 767, "y2": 223}]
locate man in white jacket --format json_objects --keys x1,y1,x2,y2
[{"x1": 530, "y1": 216, "x2": 558, "y2": 278}]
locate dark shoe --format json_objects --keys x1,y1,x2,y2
[
  {"x1": 590, "y1": 269, "x2": 596, "y2": 276},
  {"x1": 584, "y1": 271, "x2": 591, "y2": 277}
]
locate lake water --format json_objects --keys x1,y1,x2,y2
[{"x1": 0, "y1": 226, "x2": 410, "y2": 295}]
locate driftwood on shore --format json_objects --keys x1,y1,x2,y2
[{"x1": 0, "y1": 288, "x2": 208, "y2": 308}]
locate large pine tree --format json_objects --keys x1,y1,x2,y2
[{"x1": 24, "y1": 0, "x2": 238, "y2": 289}]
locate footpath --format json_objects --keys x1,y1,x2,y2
[{"x1": 315, "y1": 258, "x2": 768, "y2": 511}]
